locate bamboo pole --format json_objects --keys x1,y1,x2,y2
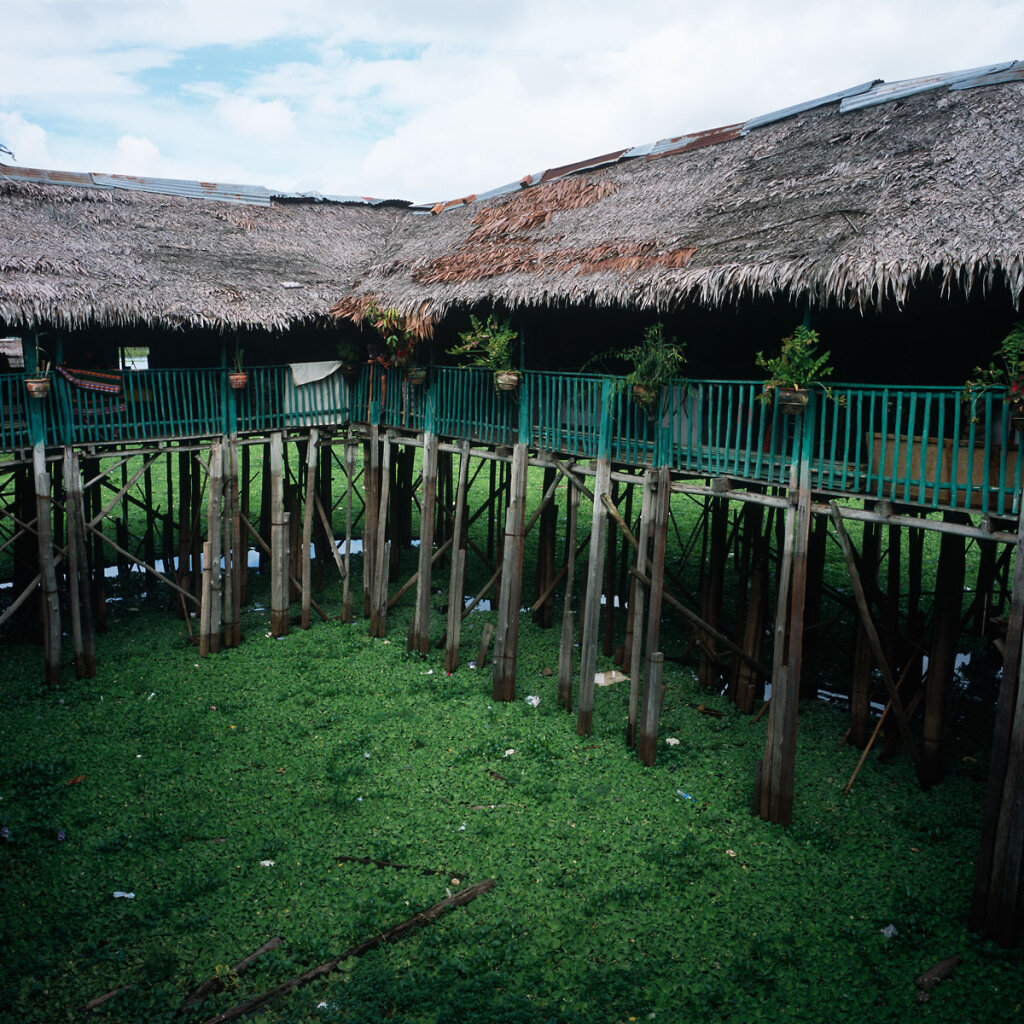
[{"x1": 301, "y1": 428, "x2": 319, "y2": 630}]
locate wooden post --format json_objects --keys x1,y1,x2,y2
[
  {"x1": 971, "y1": 501, "x2": 1024, "y2": 943},
  {"x1": 199, "y1": 540, "x2": 213, "y2": 658},
  {"x1": 849, "y1": 517, "x2": 880, "y2": 747},
  {"x1": 533, "y1": 464, "x2": 558, "y2": 628},
  {"x1": 557, "y1": 473, "x2": 581, "y2": 710},
  {"x1": 240, "y1": 440, "x2": 250, "y2": 606},
  {"x1": 33, "y1": 443, "x2": 61, "y2": 685},
  {"x1": 66, "y1": 452, "x2": 96, "y2": 677},
  {"x1": 602, "y1": 478, "x2": 618, "y2": 656},
  {"x1": 225, "y1": 435, "x2": 242, "y2": 648},
  {"x1": 637, "y1": 652, "x2": 665, "y2": 765},
  {"x1": 343, "y1": 438, "x2": 355, "y2": 623},
  {"x1": 758, "y1": 413, "x2": 812, "y2": 826},
  {"x1": 301, "y1": 428, "x2": 319, "y2": 630},
  {"x1": 921, "y1": 514, "x2": 966, "y2": 786},
  {"x1": 411, "y1": 432, "x2": 438, "y2": 654},
  {"x1": 63, "y1": 449, "x2": 85, "y2": 678},
  {"x1": 698, "y1": 495, "x2": 727, "y2": 691},
  {"x1": 444, "y1": 442, "x2": 471, "y2": 673},
  {"x1": 370, "y1": 434, "x2": 392, "y2": 638},
  {"x1": 577, "y1": 457, "x2": 612, "y2": 735},
  {"x1": 206, "y1": 441, "x2": 224, "y2": 654},
  {"x1": 363, "y1": 429, "x2": 379, "y2": 619},
  {"x1": 83, "y1": 455, "x2": 107, "y2": 632},
  {"x1": 269, "y1": 432, "x2": 289, "y2": 637},
  {"x1": 492, "y1": 444, "x2": 529, "y2": 702},
  {"x1": 637, "y1": 467, "x2": 671, "y2": 762},
  {"x1": 627, "y1": 471, "x2": 654, "y2": 744}
]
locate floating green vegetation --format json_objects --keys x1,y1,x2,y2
[{"x1": 1, "y1": 592, "x2": 1021, "y2": 1023}]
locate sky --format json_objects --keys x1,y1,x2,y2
[{"x1": 1, "y1": 0, "x2": 1022, "y2": 204}]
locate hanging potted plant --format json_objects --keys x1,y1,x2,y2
[
  {"x1": 24, "y1": 339, "x2": 51, "y2": 399},
  {"x1": 622, "y1": 323, "x2": 686, "y2": 411},
  {"x1": 756, "y1": 325, "x2": 838, "y2": 414},
  {"x1": 963, "y1": 321, "x2": 1024, "y2": 430},
  {"x1": 227, "y1": 344, "x2": 248, "y2": 390},
  {"x1": 447, "y1": 313, "x2": 521, "y2": 390},
  {"x1": 364, "y1": 302, "x2": 423, "y2": 384}
]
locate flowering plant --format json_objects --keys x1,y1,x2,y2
[
  {"x1": 963, "y1": 322, "x2": 1024, "y2": 415},
  {"x1": 364, "y1": 301, "x2": 417, "y2": 367}
]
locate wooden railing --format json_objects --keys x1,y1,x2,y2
[{"x1": 3, "y1": 367, "x2": 1021, "y2": 516}]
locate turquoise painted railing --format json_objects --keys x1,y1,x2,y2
[{"x1": 4, "y1": 366, "x2": 1021, "y2": 516}]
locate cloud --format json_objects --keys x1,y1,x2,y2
[
  {"x1": 113, "y1": 135, "x2": 163, "y2": 175},
  {"x1": 0, "y1": 113, "x2": 50, "y2": 166},
  {"x1": 1, "y1": 0, "x2": 1022, "y2": 201}
]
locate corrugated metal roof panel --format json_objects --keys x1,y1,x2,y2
[
  {"x1": 1, "y1": 164, "x2": 108, "y2": 188},
  {"x1": 839, "y1": 61, "x2": 1014, "y2": 112},
  {"x1": 647, "y1": 124, "x2": 743, "y2": 159},
  {"x1": 741, "y1": 80, "x2": 881, "y2": 133},
  {"x1": 92, "y1": 173, "x2": 275, "y2": 205},
  {"x1": 949, "y1": 60, "x2": 1024, "y2": 90}
]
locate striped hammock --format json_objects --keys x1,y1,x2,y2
[{"x1": 56, "y1": 365, "x2": 123, "y2": 395}]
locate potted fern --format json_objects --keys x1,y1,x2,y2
[
  {"x1": 447, "y1": 313, "x2": 521, "y2": 390},
  {"x1": 624, "y1": 323, "x2": 686, "y2": 410},
  {"x1": 756, "y1": 325, "x2": 836, "y2": 414}
]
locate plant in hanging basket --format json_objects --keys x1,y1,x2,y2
[
  {"x1": 227, "y1": 344, "x2": 247, "y2": 388},
  {"x1": 447, "y1": 312, "x2": 520, "y2": 390},
  {"x1": 624, "y1": 323, "x2": 686, "y2": 411},
  {"x1": 963, "y1": 321, "x2": 1024, "y2": 426},
  {"x1": 24, "y1": 338, "x2": 51, "y2": 398},
  {"x1": 756, "y1": 325, "x2": 839, "y2": 413}
]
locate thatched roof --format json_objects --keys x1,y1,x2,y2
[
  {"x1": 2, "y1": 63, "x2": 1023, "y2": 337},
  {"x1": 0, "y1": 178, "x2": 409, "y2": 332},
  {"x1": 331, "y1": 67, "x2": 1024, "y2": 329}
]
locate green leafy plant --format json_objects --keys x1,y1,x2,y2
[
  {"x1": 28, "y1": 335, "x2": 50, "y2": 379},
  {"x1": 364, "y1": 301, "x2": 417, "y2": 367},
  {"x1": 755, "y1": 325, "x2": 837, "y2": 404},
  {"x1": 623, "y1": 323, "x2": 686, "y2": 408},
  {"x1": 447, "y1": 314, "x2": 518, "y2": 374},
  {"x1": 230, "y1": 344, "x2": 245, "y2": 374},
  {"x1": 336, "y1": 337, "x2": 363, "y2": 368},
  {"x1": 963, "y1": 321, "x2": 1024, "y2": 417}
]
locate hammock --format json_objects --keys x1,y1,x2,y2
[{"x1": 56, "y1": 365, "x2": 123, "y2": 395}]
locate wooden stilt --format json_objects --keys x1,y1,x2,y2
[
  {"x1": 444, "y1": 441, "x2": 471, "y2": 673},
  {"x1": 800, "y1": 513, "x2": 828, "y2": 692},
  {"x1": 849, "y1": 517, "x2": 880, "y2": 747},
  {"x1": 199, "y1": 539, "x2": 213, "y2": 658},
  {"x1": 206, "y1": 441, "x2": 224, "y2": 654},
  {"x1": 557, "y1": 472, "x2": 581, "y2": 710},
  {"x1": 411, "y1": 432, "x2": 438, "y2": 654},
  {"x1": 63, "y1": 449, "x2": 85, "y2": 678},
  {"x1": 343, "y1": 438, "x2": 355, "y2": 623},
  {"x1": 370, "y1": 434, "x2": 392, "y2": 638},
  {"x1": 363, "y1": 430, "x2": 379, "y2": 619},
  {"x1": 577, "y1": 458, "x2": 612, "y2": 735},
  {"x1": 637, "y1": 652, "x2": 665, "y2": 765},
  {"x1": 269, "y1": 432, "x2": 289, "y2": 637},
  {"x1": 33, "y1": 443, "x2": 61, "y2": 685},
  {"x1": 493, "y1": 443, "x2": 529, "y2": 702},
  {"x1": 698, "y1": 496, "x2": 727, "y2": 691},
  {"x1": 971, "y1": 501, "x2": 1024, "y2": 943},
  {"x1": 533, "y1": 464, "x2": 558, "y2": 628},
  {"x1": 240, "y1": 440, "x2": 250, "y2": 607},
  {"x1": 70, "y1": 452, "x2": 96, "y2": 675},
  {"x1": 627, "y1": 471, "x2": 654, "y2": 744},
  {"x1": 226, "y1": 435, "x2": 242, "y2": 647},
  {"x1": 922, "y1": 514, "x2": 967, "y2": 786},
  {"x1": 602, "y1": 478, "x2": 618, "y2": 656},
  {"x1": 301, "y1": 429, "x2": 319, "y2": 630},
  {"x1": 637, "y1": 467, "x2": 671, "y2": 764}
]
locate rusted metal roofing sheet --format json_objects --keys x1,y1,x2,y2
[
  {"x1": 741, "y1": 80, "x2": 880, "y2": 133},
  {"x1": 539, "y1": 149, "x2": 629, "y2": 182},
  {"x1": 647, "y1": 124, "x2": 743, "y2": 160},
  {"x1": 839, "y1": 61, "x2": 1013, "y2": 112}
]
